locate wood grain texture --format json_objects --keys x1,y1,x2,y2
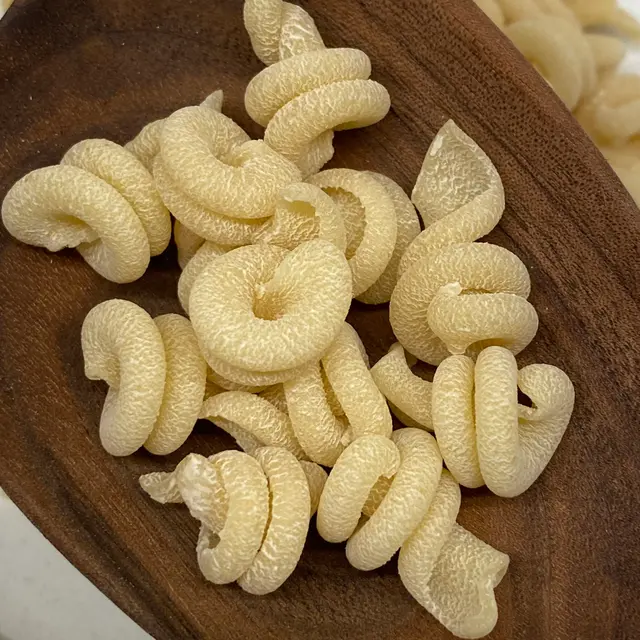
[{"x1": 1, "y1": 0, "x2": 639, "y2": 638}]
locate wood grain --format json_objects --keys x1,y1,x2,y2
[{"x1": 1, "y1": 0, "x2": 639, "y2": 638}]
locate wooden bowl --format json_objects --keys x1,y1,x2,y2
[{"x1": 0, "y1": 0, "x2": 639, "y2": 638}]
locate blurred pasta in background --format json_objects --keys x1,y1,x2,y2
[{"x1": 475, "y1": 0, "x2": 640, "y2": 205}]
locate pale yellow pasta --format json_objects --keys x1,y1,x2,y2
[
  {"x1": 81, "y1": 300, "x2": 166, "y2": 456},
  {"x1": 258, "y1": 384, "x2": 288, "y2": 414},
  {"x1": 204, "y1": 353, "x2": 311, "y2": 387},
  {"x1": 390, "y1": 242, "x2": 538, "y2": 365},
  {"x1": 506, "y1": 16, "x2": 596, "y2": 110},
  {"x1": 140, "y1": 448, "x2": 325, "y2": 594},
  {"x1": 207, "y1": 366, "x2": 267, "y2": 394},
  {"x1": 613, "y1": 165, "x2": 640, "y2": 202},
  {"x1": 189, "y1": 240, "x2": 352, "y2": 373},
  {"x1": 357, "y1": 172, "x2": 421, "y2": 305},
  {"x1": 432, "y1": 346, "x2": 575, "y2": 497},
  {"x1": 174, "y1": 219, "x2": 205, "y2": 270},
  {"x1": 177, "y1": 241, "x2": 228, "y2": 314},
  {"x1": 398, "y1": 473, "x2": 509, "y2": 640},
  {"x1": 577, "y1": 74, "x2": 640, "y2": 146},
  {"x1": 473, "y1": 0, "x2": 506, "y2": 28},
  {"x1": 159, "y1": 105, "x2": 301, "y2": 220},
  {"x1": 370, "y1": 342, "x2": 433, "y2": 431},
  {"x1": 308, "y1": 169, "x2": 397, "y2": 297},
  {"x1": 564, "y1": 0, "x2": 618, "y2": 26},
  {"x1": 317, "y1": 430, "x2": 508, "y2": 638},
  {"x1": 244, "y1": 1, "x2": 390, "y2": 176},
  {"x1": 400, "y1": 120, "x2": 505, "y2": 277},
  {"x1": 254, "y1": 181, "x2": 347, "y2": 251},
  {"x1": 321, "y1": 323, "x2": 393, "y2": 440},
  {"x1": 125, "y1": 90, "x2": 224, "y2": 171},
  {"x1": 200, "y1": 391, "x2": 306, "y2": 459},
  {"x1": 585, "y1": 34, "x2": 626, "y2": 72},
  {"x1": 496, "y1": 0, "x2": 579, "y2": 24},
  {"x1": 143, "y1": 314, "x2": 208, "y2": 455}
]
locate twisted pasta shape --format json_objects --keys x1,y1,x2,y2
[
  {"x1": 125, "y1": 90, "x2": 224, "y2": 172},
  {"x1": 390, "y1": 242, "x2": 539, "y2": 365},
  {"x1": 370, "y1": 342, "x2": 433, "y2": 431},
  {"x1": 317, "y1": 430, "x2": 509, "y2": 639},
  {"x1": 140, "y1": 448, "x2": 327, "y2": 595},
  {"x1": 81, "y1": 300, "x2": 207, "y2": 456},
  {"x1": 308, "y1": 169, "x2": 398, "y2": 298},
  {"x1": 200, "y1": 390, "x2": 306, "y2": 460},
  {"x1": 432, "y1": 346, "x2": 575, "y2": 497},
  {"x1": 243, "y1": 0, "x2": 390, "y2": 176},
  {"x1": 399, "y1": 120, "x2": 505, "y2": 278},
  {"x1": 189, "y1": 240, "x2": 352, "y2": 377},
  {"x1": 284, "y1": 322, "x2": 392, "y2": 466},
  {"x1": 2, "y1": 138, "x2": 171, "y2": 283}
]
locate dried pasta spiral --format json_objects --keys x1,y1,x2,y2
[
  {"x1": 2, "y1": 138, "x2": 171, "y2": 283},
  {"x1": 390, "y1": 242, "x2": 539, "y2": 365},
  {"x1": 399, "y1": 120, "x2": 505, "y2": 278},
  {"x1": 243, "y1": 0, "x2": 390, "y2": 176},
  {"x1": 189, "y1": 239, "x2": 352, "y2": 378},
  {"x1": 317, "y1": 430, "x2": 509, "y2": 639},
  {"x1": 432, "y1": 346, "x2": 575, "y2": 497},
  {"x1": 140, "y1": 448, "x2": 327, "y2": 594},
  {"x1": 284, "y1": 322, "x2": 392, "y2": 466},
  {"x1": 81, "y1": 300, "x2": 207, "y2": 456}
]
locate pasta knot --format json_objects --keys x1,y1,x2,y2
[
  {"x1": 317, "y1": 429, "x2": 509, "y2": 639},
  {"x1": 81, "y1": 300, "x2": 207, "y2": 456},
  {"x1": 139, "y1": 448, "x2": 327, "y2": 595},
  {"x1": 432, "y1": 346, "x2": 575, "y2": 497},
  {"x1": 244, "y1": 0, "x2": 390, "y2": 176}
]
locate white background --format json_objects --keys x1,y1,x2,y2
[{"x1": 1, "y1": 1, "x2": 639, "y2": 639}]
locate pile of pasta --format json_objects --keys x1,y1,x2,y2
[
  {"x1": 475, "y1": 0, "x2": 640, "y2": 204},
  {"x1": 1, "y1": 1, "x2": 577, "y2": 638}
]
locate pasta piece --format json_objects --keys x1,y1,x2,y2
[
  {"x1": 254, "y1": 181, "x2": 347, "y2": 251},
  {"x1": 505, "y1": 16, "x2": 596, "y2": 110},
  {"x1": 577, "y1": 74, "x2": 640, "y2": 146},
  {"x1": 207, "y1": 367, "x2": 266, "y2": 394},
  {"x1": 585, "y1": 34, "x2": 626, "y2": 73},
  {"x1": 143, "y1": 314, "x2": 208, "y2": 455},
  {"x1": 140, "y1": 448, "x2": 326, "y2": 593},
  {"x1": 308, "y1": 169, "x2": 397, "y2": 297},
  {"x1": 390, "y1": 242, "x2": 538, "y2": 365},
  {"x1": 200, "y1": 391, "x2": 306, "y2": 459},
  {"x1": 159, "y1": 105, "x2": 301, "y2": 220},
  {"x1": 258, "y1": 384, "x2": 288, "y2": 414},
  {"x1": 398, "y1": 474, "x2": 509, "y2": 640},
  {"x1": 177, "y1": 241, "x2": 228, "y2": 314},
  {"x1": 357, "y1": 173, "x2": 421, "y2": 304},
  {"x1": 563, "y1": 0, "x2": 617, "y2": 26},
  {"x1": 189, "y1": 240, "x2": 352, "y2": 373},
  {"x1": 400, "y1": 120, "x2": 505, "y2": 277},
  {"x1": 125, "y1": 90, "x2": 224, "y2": 171},
  {"x1": 317, "y1": 430, "x2": 508, "y2": 638},
  {"x1": 204, "y1": 353, "x2": 311, "y2": 387},
  {"x1": 174, "y1": 219, "x2": 205, "y2": 269},
  {"x1": 81, "y1": 299, "x2": 166, "y2": 456},
  {"x1": 432, "y1": 346, "x2": 575, "y2": 497},
  {"x1": 82, "y1": 302, "x2": 207, "y2": 456},
  {"x1": 244, "y1": 1, "x2": 390, "y2": 176},
  {"x1": 322, "y1": 323, "x2": 393, "y2": 440},
  {"x1": 61, "y1": 139, "x2": 171, "y2": 256},
  {"x1": 370, "y1": 343, "x2": 433, "y2": 431}
]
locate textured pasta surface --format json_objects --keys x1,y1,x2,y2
[
  {"x1": 432, "y1": 346, "x2": 575, "y2": 497},
  {"x1": 244, "y1": 1, "x2": 390, "y2": 175}
]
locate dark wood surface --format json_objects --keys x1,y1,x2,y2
[{"x1": 1, "y1": 0, "x2": 639, "y2": 638}]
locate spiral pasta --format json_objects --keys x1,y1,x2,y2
[
  {"x1": 189, "y1": 239, "x2": 352, "y2": 376},
  {"x1": 200, "y1": 390, "x2": 306, "y2": 459},
  {"x1": 81, "y1": 300, "x2": 207, "y2": 456},
  {"x1": 317, "y1": 430, "x2": 509, "y2": 638},
  {"x1": 370, "y1": 342, "x2": 433, "y2": 430},
  {"x1": 390, "y1": 242, "x2": 539, "y2": 365},
  {"x1": 308, "y1": 169, "x2": 398, "y2": 298},
  {"x1": 243, "y1": 0, "x2": 390, "y2": 176},
  {"x1": 140, "y1": 448, "x2": 327, "y2": 594},
  {"x1": 2, "y1": 138, "x2": 171, "y2": 283},
  {"x1": 399, "y1": 120, "x2": 505, "y2": 278},
  {"x1": 432, "y1": 346, "x2": 575, "y2": 497},
  {"x1": 125, "y1": 90, "x2": 224, "y2": 172},
  {"x1": 284, "y1": 322, "x2": 392, "y2": 466}
]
